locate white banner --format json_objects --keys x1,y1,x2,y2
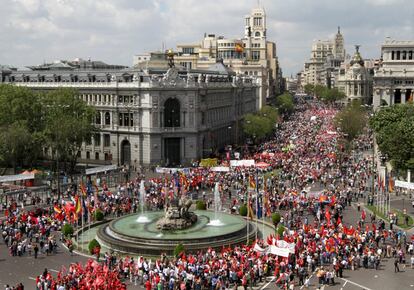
[
  {"x1": 276, "y1": 240, "x2": 296, "y2": 254},
  {"x1": 230, "y1": 160, "x2": 255, "y2": 167},
  {"x1": 155, "y1": 167, "x2": 190, "y2": 174},
  {"x1": 253, "y1": 243, "x2": 290, "y2": 257},
  {"x1": 0, "y1": 173, "x2": 35, "y2": 183},
  {"x1": 395, "y1": 180, "x2": 414, "y2": 190},
  {"x1": 86, "y1": 165, "x2": 117, "y2": 175},
  {"x1": 211, "y1": 166, "x2": 230, "y2": 172}
]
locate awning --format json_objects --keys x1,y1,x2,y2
[
  {"x1": 0, "y1": 173, "x2": 35, "y2": 183},
  {"x1": 85, "y1": 165, "x2": 117, "y2": 175}
]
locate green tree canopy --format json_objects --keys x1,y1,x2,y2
[
  {"x1": 304, "y1": 84, "x2": 314, "y2": 96},
  {"x1": 242, "y1": 106, "x2": 279, "y2": 140},
  {"x1": 0, "y1": 85, "x2": 44, "y2": 170},
  {"x1": 42, "y1": 88, "x2": 96, "y2": 172},
  {"x1": 370, "y1": 103, "x2": 414, "y2": 170},
  {"x1": 334, "y1": 100, "x2": 367, "y2": 142},
  {"x1": 276, "y1": 93, "x2": 294, "y2": 114},
  {"x1": 0, "y1": 85, "x2": 96, "y2": 173}
]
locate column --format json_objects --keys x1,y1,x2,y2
[{"x1": 400, "y1": 89, "x2": 406, "y2": 104}]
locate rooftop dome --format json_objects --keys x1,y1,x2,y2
[{"x1": 350, "y1": 45, "x2": 364, "y2": 66}]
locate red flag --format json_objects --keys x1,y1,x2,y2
[{"x1": 325, "y1": 209, "x2": 331, "y2": 224}]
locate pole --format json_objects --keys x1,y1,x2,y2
[{"x1": 255, "y1": 169, "x2": 259, "y2": 241}]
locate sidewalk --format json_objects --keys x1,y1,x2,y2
[{"x1": 359, "y1": 201, "x2": 414, "y2": 235}]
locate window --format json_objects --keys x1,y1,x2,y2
[
  {"x1": 182, "y1": 47, "x2": 194, "y2": 54},
  {"x1": 95, "y1": 152, "x2": 99, "y2": 160},
  {"x1": 164, "y1": 98, "x2": 180, "y2": 127},
  {"x1": 94, "y1": 133, "x2": 101, "y2": 146},
  {"x1": 77, "y1": 151, "x2": 81, "y2": 158},
  {"x1": 86, "y1": 151, "x2": 90, "y2": 159},
  {"x1": 105, "y1": 112, "x2": 111, "y2": 125},
  {"x1": 201, "y1": 112, "x2": 205, "y2": 125},
  {"x1": 104, "y1": 134, "x2": 111, "y2": 147},
  {"x1": 95, "y1": 112, "x2": 101, "y2": 124},
  {"x1": 251, "y1": 50, "x2": 260, "y2": 60},
  {"x1": 119, "y1": 113, "x2": 133, "y2": 127}
]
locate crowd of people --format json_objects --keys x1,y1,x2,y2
[{"x1": 2, "y1": 98, "x2": 414, "y2": 290}]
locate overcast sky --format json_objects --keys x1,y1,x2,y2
[{"x1": 1, "y1": 0, "x2": 413, "y2": 75}]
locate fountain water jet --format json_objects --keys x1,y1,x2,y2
[
  {"x1": 136, "y1": 180, "x2": 150, "y2": 223},
  {"x1": 207, "y1": 183, "x2": 225, "y2": 226}
]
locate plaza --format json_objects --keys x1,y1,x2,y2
[{"x1": 0, "y1": 2, "x2": 414, "y2": 290}]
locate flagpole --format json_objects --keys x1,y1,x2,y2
[
  {"x1": 255, "y1": 169, "x2": 258, "y2": 241},
  {"x1": 81, "y1": 195, "x2": 84, "y2": 253}
]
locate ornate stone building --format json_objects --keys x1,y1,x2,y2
[
  {"x1": 1, "y1": 59, "x2": 257, "y2": 167},
  {"x1": 136, "y1": 7, "x2": 282, "y2": 109},
  {"x1": 302, "y1": 27, "x2": 345, "y2": 87},
  {"x1": 373, "y1": 39, "x2": 414, "y2": 109},
  {"x1": 337, "y1": 46, "x2": 374, "y2": 104}
]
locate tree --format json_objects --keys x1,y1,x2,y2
[
  {"x1": 271, "y1": 212, "x2": 281, "y2": 227},
  {"x1": 62, "y1": 223, "x2": 74, "y2": 237},
  {"x1": 174, "y1": 243, "x2": 185, "y2": 257},
  {"x1": 277, "y1": 225, "x2": 285, "y2": 237},
  {"x1": 196, "y1": 200, "x2": 207, "y2": 210},
  {"x1": 276, "y1": 93, "x2": 294, "y2": 115},
  {"x1": 243, "y1": 114, "x2": 272, "y2": 140},
  {"x1": 320, "y1": 87, "x2": 346, "y2": 103},
  {"x1": 304, "y1": 84, "x2": 315, "y2": 96},
  {"x1": 239, "y1": 204, "x2": 248, "y2": 216},
  {"x1": 42, "y1": 88, "x2": 97, "y2": 173},
  {"x1": 370, "y1": 103, "x2": 414, "y2": 171},
  {"x1": 88, "y1": 239, "x2": 101, "y2": 255},
  {"x1": 0, "y1": 85, "x2": 44, "y2": 171},
  {"x1": 334, "y1": 100, "x2": 367, "y2": 142},
  {"x1": 94, "y1": 209, "x2": 104, "y2": 221}
]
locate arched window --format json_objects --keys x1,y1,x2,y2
[
  {"x1": 164, "y1": 98, "x2": 180, "y2": 127},
  {"x1": 105, "y1": 112, "x2": 111, "y2": 125},
  {"x1": 95, "y1": 112, "x2": 101, "y2": 124},
  {"x1": 255, "y1": 31, "x2": 261, "y2": 37},
  {"x1": 86, "y1": 151, "x2": 90, "y2": 159}
]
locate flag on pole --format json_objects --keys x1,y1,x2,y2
[
  {"x1": 388, "y1": 174, "x2": 394, "y2": 192},
  {"x1": 80, "y1": 183, "x2": 87, "y2": 197},
  {"x1": 75, "y1": 195, "x2": 82, "y2": 214},
  {"x1": 249, "y1": 175, "x2": 256, "y2": 189}
]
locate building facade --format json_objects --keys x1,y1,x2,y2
[
  {"x1": 336, "y1": 46, "x2": 374, "y2": 104},
  {"x1": 373, "y1": 39, "x2": 414, "y2": 109},
  {"x1": 135, "y1": 7, "x2": 282, "y2": 109},
  {"x1": 303, "y1": 27, "x2": 345, "y2": 87},
  {"x1": 1, "y1": 59, "x2": 257, "y2": 167}
]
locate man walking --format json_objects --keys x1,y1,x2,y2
[{"x1": 394, "y1": 256, "x2": 400, "y2": 272}]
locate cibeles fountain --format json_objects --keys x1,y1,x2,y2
[{"x1": 95, "y1": 181, "x2": 261, "y2": 255}]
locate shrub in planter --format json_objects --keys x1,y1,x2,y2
[
  {"x1": 174, "y1": 243, "x2": 185, "y2": 257},
  {"x1": 94, "y1": 209, "x2": 104, "y2": 221},
  {"x1": 239, "y1": 204, "x2": 248, "y2": 216},
  {"x1": 271, "y1": 212, "x2": 281, "y2": 226},
  {"x1": 277, "y1": 225, "x2": 285, "y2": 238},
  {"x1": 88, "y1": 239, "x2": 101, "y2": 255},
  {"x1": 62, "y1": 223, "x2": 74, "y2": 237},
  {"x1": 196, "y1": 200, "x2": 207, "y2": 210}
]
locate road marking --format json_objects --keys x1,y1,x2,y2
[
  {"x1": 340, "y1": 278, "x2": 373, "y2": 290},
  {"x1": 28, "y1": 276, "x2": 36, "y2": 280},
  {"x1": 49, "y1": 269, "x2": 59, "y2": 273},
  {"x1": 374, "y1": 275, "x2": 378, "y2": 278},
  {"x1": 260, "y1": 276, "x2": 275, "y2": 289},
  {"x1": 300, "y1": 274, "x2": 313, "y2": 290},
  {"x1": 340, "y1": 280, "x2": 348, "y2": 290}
]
